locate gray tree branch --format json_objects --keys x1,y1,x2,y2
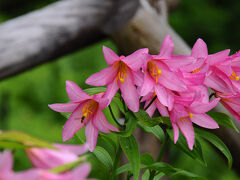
[{"x1": 0, "y1": 0, "x2": 139, "y2": 80}]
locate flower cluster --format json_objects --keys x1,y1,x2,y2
[
  {"x1": 0, "y1": 144, "x2": 90, "y2": 180},
  {"x1": 49, "y1": 35, "x2": 240, "y2": 151}
]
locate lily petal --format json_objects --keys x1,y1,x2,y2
[
  {"x1": 155, "y1": 84, "x2": 168, "y2": 106},
  {"x1": 0, "y1": 151, "x2": 13, "y2": 171},
  {"x1": 119, "y1": 71, "x2": 139, "y2": 112},
  {"x1": 190, "y1": 98, "x2": 220, "y2": 113},
  {"x1": 146, "y1": 102, "x2": 156, "y2": 117},
  {"x1": 159, "y1": 35, "x2": 174, "y2": 58},
  {"x1": 105, "y1": 78, "x2": 119, "y2": 104},
  {"x1": 103, "y1": 46, "x2": 119, "y2": 65},
  {"x1": 191, "y1": 114, "x2": 219, "y2": 129},
  {"x1": 54, "y1": 144, "x2": 88, "y2": 155},
  {"x1": 62, "y1": 104, "x2": 85, "y2": 141},
  {"x1": 172, "y1": 123, "x2": 179, "y2": 144},
  {"x1": 158, "y1": 68, "x2": 187, "y2": 92},
  {"x1": 139, "y1": 73, "x2": 155, "y2": 96},
  {"x1": 156, "y1": 100, "x2": 169, "y2": 116},
  {"x1": 66, "y1": 81, "x2": 90, "y2": 102},
  {"x1": 177, "y1": 119, "x2": 195, "y2": 150},
  {"x1": 85, "y1": 121, "x2": 99, "y2": 152},
  {"x1": 72, "y1": 163, "x2": 91, "y2": 179},
  {"x1": 48, "y1": 103, "x2": 78, "y2": 113},
  {"x1": 191, "y1": 38, "x2": 208, "y2": 59},
  {"x1": 208, "y1": 49, "x2": 230, "y2": 66},
  {"x1": 93, "y1": 109, "x2": 118, "y2": 133},
  {"x1": 124, "y1": 48, "x2": 149, "y2": 71},
  {"x1": 85, "y1": 66, "x2": 118, "y2": 86}
]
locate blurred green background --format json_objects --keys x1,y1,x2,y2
[{"x1": 0, "y1": 0, "x2": 239, "y2": 179}]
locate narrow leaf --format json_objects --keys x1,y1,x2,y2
[
  {"x1": 0, "y1": 131, "x2": 54, "y2": 149},
  {"x1": 112, "y1": 111, "x2": 137, "y2": 137},
  {"x1": 143, "y1": 162, "x2": 206, "y2": 180},
  {"x1": 93, "y1": 146, "x2": 113, "y2": 169},
  {"x1": 84, "y1": 87, "x2": 106, "y2": 95},
  {"x1": 139, "y1": 123, "x2": 164, "y2": 142},
  {"x1": 0, "y1": 141, "x2": 29, "y2": 149},
  {"x1": 167, "y1": 129, "x2": 206, "y2": 166},
  {"x1": 195, "y1": 128, "x2": 232, "y2": 168},
  {"x1": 207, "y1": 111, "x2": 239, "y2": 132},
  {"x1": 120, "y1": 135, "x2": 140, "y2": 180},
  {"x1": 141, "y1": 153, "x2": 155, "y2": 165}
]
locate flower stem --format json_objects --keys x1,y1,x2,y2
[
  {"x1": 109, "y1": 105, "x2": 121, "y2": 127},
  {"x1": 144, "y1": 95, "x2": 157, "y2": 111}
]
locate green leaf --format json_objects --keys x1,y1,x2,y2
[
  {"x1": 116, "y1": 164, "x2": 132, "y2": 175},
  {"x1": 143, "y1": 162, "x2": 206, "y2": 180},
  {"x1": 93, "y1": 146, "x2": 113, "y2": 169},
  {"x1": 170, "y1": 170, "x2": 206, "y2": 180},
  {"x1": 134, "y1": 110, "x2": 171, "y2": 127},
  {"x1": 167, "y1": 129, "x2": 206, "y2": 166},
  {"x1": 134, "y1": 110, "x2": 161, "y2": 127},
  {"x1": 84, "y1": 87, "x2": 106, "y2": 95},
  {"x1": 195, "y1": 128, "x2": 233, "y2": 168},
  {"x1": 207, "y1": 111, "x2": 239, "y2": 132},
  {"x1": 138, "y1": 123, "x2": 164, "y2": 142},
  {"x1": 119, "y1": 135, "x2": 140, "y2": 180},
  {"x1": 112, "y1": 96, "x2": 126, "y2": 114},
  {"x1": 112, "y1": 111, "x2": 137, "y2": 137},
  {"x1": 97, "y1": 134, "x2": 117, "y2": 160},
  {"x1": 0, "y1": 131, "x2": 55, "y2": 149},
  {"x1": 141, "y1": 153, "x2": 155, "y2": 165},
  {"x1": 0, "y1": 141, "x2": 29, "y2": 149}
]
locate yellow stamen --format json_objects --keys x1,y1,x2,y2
[
  {"x1": 78, "y1": 100, "x2": 98, "y2": 122},
  {"x1": 179, "y1": 113, "x2": 193, "y2": 123},
  {"x1": 229, "y1": 71, "x2": 239, "y2": 81},
  {"x1": 115, "y1": 61, "x2": 127, "y2": 83},
  {"x1": 191, "y1": 68, "x2": 200, "y2": 73},
  {"x1": 147, "y1": 61, "x2": 162, "y2": 84}
]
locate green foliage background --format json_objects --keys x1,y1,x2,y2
[{"x1": 0, "y1": 0, "x2": 239, "y2": 179}]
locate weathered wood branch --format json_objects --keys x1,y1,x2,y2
[{"x1": 0, "y1": 0, "x2": 139, "y2": 80}]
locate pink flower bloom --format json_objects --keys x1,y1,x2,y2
[
  {"x1": 203, "y1": 47, "x2": 236, "y2": 93},
  {"x1": 49, "y1": 81, "x2": 118, "y2": 152},
  {"x1": 0, "y1": 150, "x2": 15, "y2": 180},
  {"x1": 139, "y1": 35, "x2": 187, "y2": 110},
  {"x1": 215, "y1": 91, "x2": 240, "y2": 122},
  {"x1": 0, "y1": 150, "x2": 91, "y2": 180},
  {"x1": 86, "y1": 46, "x2": 149, "y2": 112},
  {"x1": 16, "y1": 163, "x2": 91, "y2": 180},
  {"x1": 26, "y1": 143, "x2": 88, "y2": 169},
  {"x1": 141, "y1": 91, "x2": 169, "y2": 117},
  {"x1": 228, "y1": 51, "x2": 240, "y2": 91},
  {"x1": 170, "y1": 92, "x2": 219, "y2": 150}
]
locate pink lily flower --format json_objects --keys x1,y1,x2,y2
[
  {"x1": 139, "y1": 35, "x2": 187, "y2": 110},
  {"x1": 86, "y1": 46, "x2": 149, "y2": 112},
  {"x1": 175, "y1": 38, "x2": 209, "y2": 87},
  {"x1": 141, "y1": 91, "x2": 169, "y2": 117},
  {"x1": 215, "y1": 91, "x2": 240, "y2": 122},
  {"x1": 0, "y1": 150, "x2": 15, "y2": 180},
  {"x1": 49, "y1": 81, "x2": 118, "y2": 152},
  {"x1": 26, "y1": 143, "x2": 88, "y2": 169},
  {"x1": 202, "y1": 46, "x2": 236, "y2": 93},
  {"x1": 170, "y1": 92, "x2": 220, "y2": 150},
  {"x1": 0, "y1": 150, "x2": 91, "y2": 180},
  {"x1": 229, "y1": 51, "x2": 240, "y2": 91},
  {"x1": 15, "y1": 164, "x2": 92, "y2": 180}
]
